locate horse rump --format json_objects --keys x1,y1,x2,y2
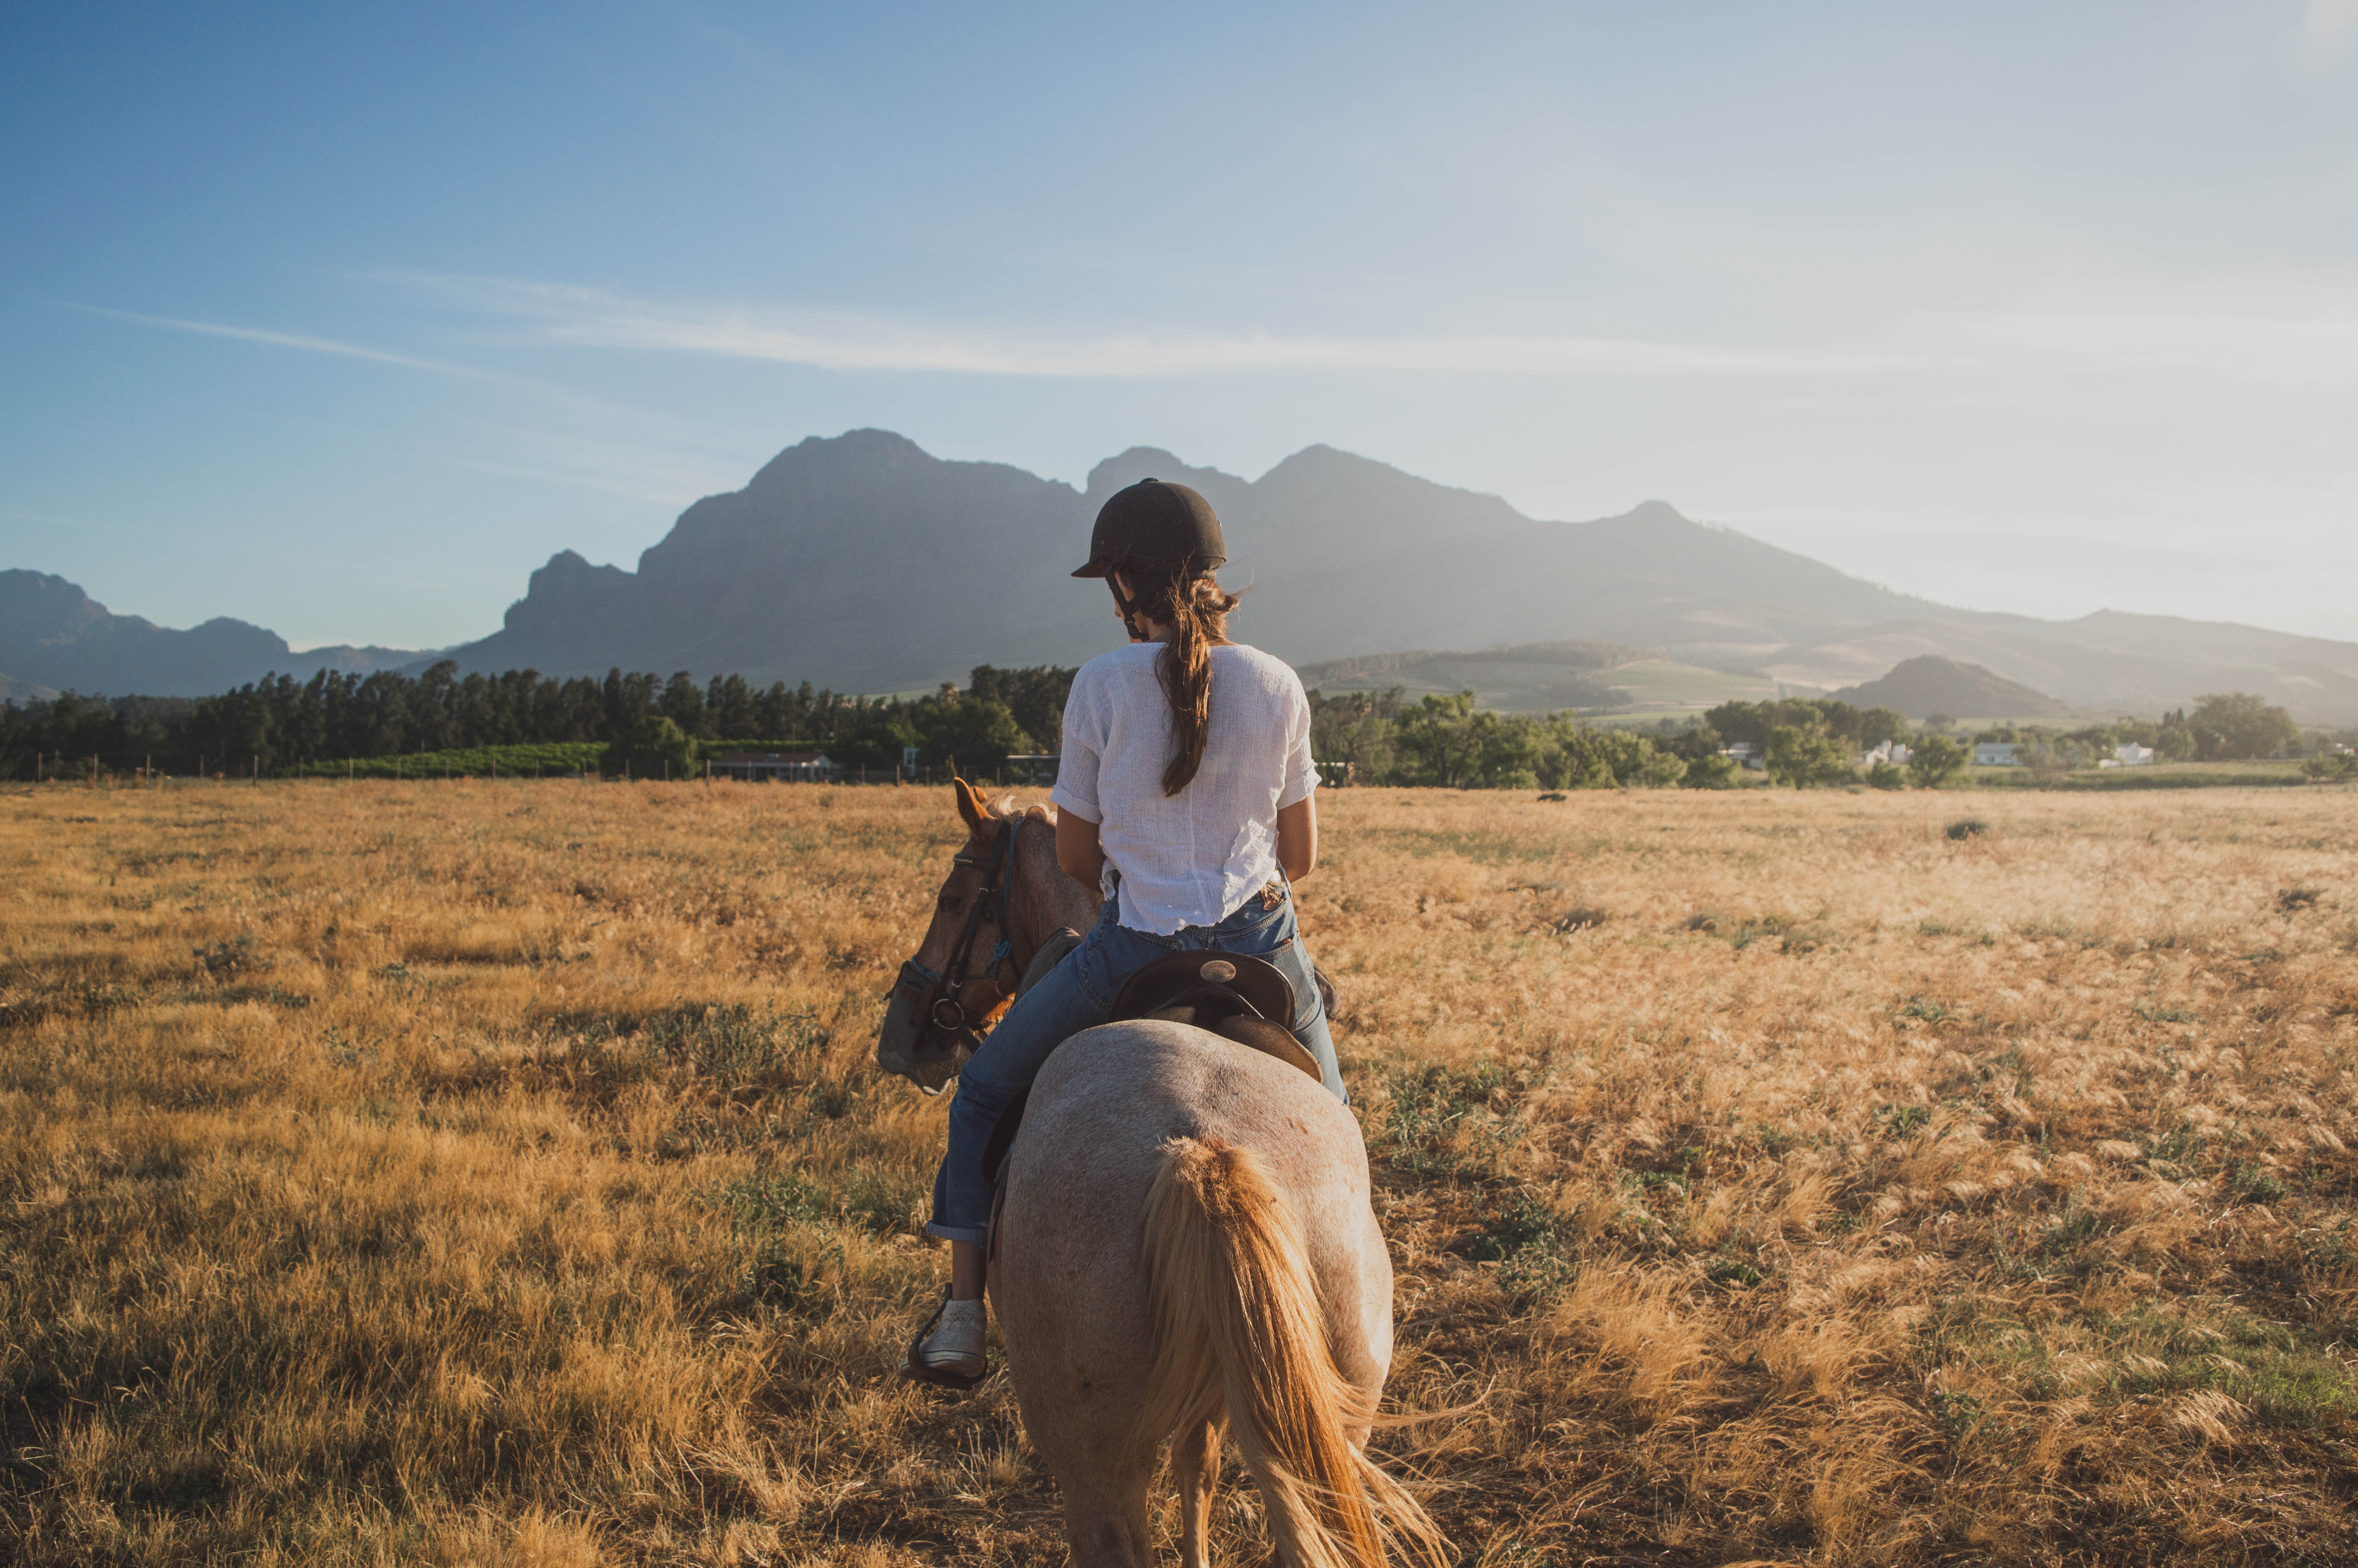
[{"x1": 1138, "y1": 1135, "x2": 1444, "y2": 1568}]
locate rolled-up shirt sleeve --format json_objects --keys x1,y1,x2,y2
[
  {"x1": 1277, "y1": 678, "x2": 1319, "y2": 809},
  {"x1": 1049, "y1": 675, "x2": 1104, "y2": 823}
]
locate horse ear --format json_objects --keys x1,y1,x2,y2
[{"x1": 953, "y1": 777, "x2": 987, "y2": 831}]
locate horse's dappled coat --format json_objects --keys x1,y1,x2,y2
[{"x1": 990, "y1": 1021, "x2": 1445, "y2": 1568}]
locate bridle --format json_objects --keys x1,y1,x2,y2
[{"x1": 894, "y1": 818, "x2": 1023, "y2": 1062}]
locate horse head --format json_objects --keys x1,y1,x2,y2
[{"x1": 876, "y1": 778, "x2": 1090, "y2": 1094}]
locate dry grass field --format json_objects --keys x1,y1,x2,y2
[{"x1": 5, "y1": 779, "x2": 2358, "y2": 1566}]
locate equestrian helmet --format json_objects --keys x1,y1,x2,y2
[{"x1": 1071, "y1": 478, "x2": 1226, "y2": 579}]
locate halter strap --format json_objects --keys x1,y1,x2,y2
[{"x1": 896, "y1": 817, "x2": 1024, "y2": 1060}]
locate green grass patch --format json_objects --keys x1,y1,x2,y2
[
  {"x1": 290, "y1": 743, "x2": 608, "y2": 780},
  {"x1": 2094, "y1": 1304, "x2": 2358, "y2": 1427},
  {"x1": 1383, "y1": 1061, "x2": 1513, "y2": 1176}
]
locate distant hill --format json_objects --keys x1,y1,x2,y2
[
  {"x1": 0, "y1": 570, "x2": 427, "y2": 699},
  {"x1": 0, "y1": 671, "x2": 59, "y2": 702},
  {"x1": 1296, "y1": 640, "x2": 1784, "y2": 715},
  {"x1": 1833, "y1": 655, "x2": 2077, "y2": 720},
  {"x1": 12, "y1": 430, "x2": 2358, "y2": 720},
  {"x1": 1753, "y1": 613, "x2": 2358, "y2": 722}
]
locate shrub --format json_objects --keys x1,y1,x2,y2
[
  {"x1": 2189, "y1": 693, "x2": 2299, "y2": 760},
  {"x1": 1765, "y1": 725, "x2": 1855, "y2": 788},
  {"x1": 1681, "y1": 752, "x2": 1741, "y2": 790},
  {"x1": 1907, "y1": 735, "x2": 1970, "y2": 788}
]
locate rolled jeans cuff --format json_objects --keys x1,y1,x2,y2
[{"x1": 924, "y1": 1220, "x2": 990, "y2": 1246}]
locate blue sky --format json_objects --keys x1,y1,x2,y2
[{"x1": 4, "y1": 1, "x2": 2354, "y2": 651}]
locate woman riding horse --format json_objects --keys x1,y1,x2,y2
[{"x1": 908, "y1": 477, "x2": 1346, "y2": 1383}]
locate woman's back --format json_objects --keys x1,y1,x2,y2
[
  {"x1": 895, "y1": 474, "x2": 1345, "y2": 1397},
  {"x1": 1052, "y1": 641, "x2": 1316, "y2": 936}
]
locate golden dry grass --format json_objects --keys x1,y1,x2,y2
[{"x1": 3, "y1": 778, "x2": 2356, "y2": 1565}]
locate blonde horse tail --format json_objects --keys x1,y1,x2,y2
[{"x1": 1139, "y1": 1136, "x2": 1446, "y2": 1568}]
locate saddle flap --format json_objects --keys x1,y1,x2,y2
[
  {"x1": 1111, "y1": 950, "x2": 1295, "y2": 1031},
  {"x1": 1015, "y1": 927, "x2": 1083, "y2": 1000},
  {"x1": 1209, "y1": 1014, "x2": 1322, "y2": 1082}
]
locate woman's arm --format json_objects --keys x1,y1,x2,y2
[
  {"x1": 1056, "y1": 809, "x2": 1106, "y2": 890},
  {"x1": 1276, "y1": 796, "x2": 1317, "y2": 882}
]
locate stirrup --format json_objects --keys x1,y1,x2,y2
[{"x1": 898, "y1": 1287, "x2": 991, "y2": 1391}]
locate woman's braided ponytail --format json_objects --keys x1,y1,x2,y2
[{"x1": 1128, "y1": 568, "x2": 1239, "y2": 796}]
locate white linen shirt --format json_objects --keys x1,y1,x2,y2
[{"x1": 1050, "y1": 641, "x2": 1319, "y2": 935}]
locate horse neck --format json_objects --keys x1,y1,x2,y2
[{"x1": 1009, "y1": 816, "x2": 1099, "y2": 957}]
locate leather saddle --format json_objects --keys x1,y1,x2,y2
[
  {"x1": 1109, "y1": 950, "x2": 1320, "y2": 1082},
  {"x1": 978, "y1": 934, "x2": 1322, "y2": 1192}
]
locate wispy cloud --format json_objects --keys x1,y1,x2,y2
[
  {"x1": 375, "y1": 272, "x2": 1917, "y2": 379},
  {"x1": 70, "y1": 304, "x2": 511, "y2": 381},
  {"x1": 373, "y1": 271, "x2": 2358, "y2": 387}
]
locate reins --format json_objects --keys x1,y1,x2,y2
[{"x1": 894, "y1": 817, "x2": 1024, "y2": 1062}]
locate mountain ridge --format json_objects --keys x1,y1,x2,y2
[
  {"x1": 431, "y1": 431, "x2": 2358, "y2": 720},
  {"x1": 0, "y1": 569, "x2": 428, "y2": 699},
  {"x1": 8, "y1": 430, "x2": 2357, "y2": 722}
]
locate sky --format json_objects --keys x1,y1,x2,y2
[{"x1": 3, "y1": 1, "x2": 2354, "y2": 652}]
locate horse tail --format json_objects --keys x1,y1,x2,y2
[{"x1": 1140, "y1": 1136, "x2": 1446, "y2": 1568}]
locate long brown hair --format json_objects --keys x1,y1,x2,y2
[{"x1": 1118, "y1": 565, "x2": 1240, "y2": 796}]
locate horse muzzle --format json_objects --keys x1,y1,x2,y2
[{"x1": 876, "y1": 978, "x2": 970, "y2": 1096}]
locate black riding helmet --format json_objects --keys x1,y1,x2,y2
[{"x1": 1071, "y1": 478, "x2": 1226, "y2": 579}]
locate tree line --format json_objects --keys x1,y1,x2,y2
[
  {"x1": 1308, "y1": 688, "x2": 2338, "y2": 791},
  {"x1": 2, "y1": 659, "x2": 2336, "y2": 789},
  {"x1": 0, "y1": 662, "x2": 1077, "y2": 781}
]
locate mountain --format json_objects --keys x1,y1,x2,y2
[
  {"x1": 442, "y1": 431, "x2": 1966, "y2": 691},
  {"x1": 1831, "y1": 655, "x2": 2077, "y2": 720},
  {"x1": 0, "y1": 671, "x2": 59, "y2": 702},
  {"x1": 0, "y1": 570, "x2": 427, "y2": 699},
  {"x1": 444, "y1": 430, "x2": 2358, "y2": 721},
  {"x1": 13, "y1": 430, "x2": 2358, "y2": 722},
  {"x1": 448, "y1": 430, "x2": 1102, "y2": 693}
]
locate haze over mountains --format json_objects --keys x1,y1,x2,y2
[
  {"x1": 9, "y1": 429, "x2": 2358, "y2": 723},
  {"x1": 1831, "y1": 655, "x2": 2078, "y2": 721},
  {"x1": 0, "y1": 569, "x2": 423, "y2": 701}
]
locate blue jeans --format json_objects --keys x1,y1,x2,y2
[{"x1": 925, "y1": 879, "x2": 1345, "y2": 1244}]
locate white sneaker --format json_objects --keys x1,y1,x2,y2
[{"x1": 912, "y1": 1297, "x2": 987, "y2": 1382}]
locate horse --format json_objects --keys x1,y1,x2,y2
[
  {"x1": 875, "y1": 781, "x2": 1099, "y2": 1092},
  {"x1": 878, "y1": 781, "x2": 1446, "y2": 1568}
]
